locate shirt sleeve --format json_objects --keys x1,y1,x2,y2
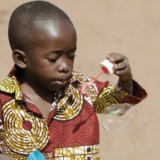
[
  {"x1": 93, "y1": 79, "x2": 147, "y2": 113},
  {"x1": 0, "y1": 100, "x2": 4, "y2": 154}
]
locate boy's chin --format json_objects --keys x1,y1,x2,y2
[{"x1": 48, "y1": 84, "x2": 66, "y2": 92}]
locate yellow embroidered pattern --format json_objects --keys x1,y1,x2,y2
[
  {"x1": 0, "y1": 76, "x2": 23, "y2": 100},
  {"x1": 2, "y1": 143, "x2": 52, "y2": 160},
  {"x1": 93, "y1": 85, "x2": 128, "y2": 113},
  {"x1": 54, "y1": 144, "x2": 100, "y2": 160},
  {"x1": 0, "y1": 76, "x2": 50, "y2": 157},
  {"x1": 2, "y1": 99, "x2": 49, "y2": 154},
  {"x1": 53, "y1": 71, "x2": 98, "y2": 121}
]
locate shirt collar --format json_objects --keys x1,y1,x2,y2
[{"x1": 0, "y1": 75, "x2": 23, "y2": 100}]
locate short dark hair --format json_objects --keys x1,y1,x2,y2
[{"x1": 8, "y1": 0, "x2": 72, "y2": 53}]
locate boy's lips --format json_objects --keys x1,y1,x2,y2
[
  {"x1": 53, "y1": 75, "x2": 71, "y2": 86},
  {"x1": 55, "y1": 79, "x2": 68, "y2": 85}
]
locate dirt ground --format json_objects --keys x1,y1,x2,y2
[{"x1": 0, "y1": 0, "x2": 159, "y2": 160}]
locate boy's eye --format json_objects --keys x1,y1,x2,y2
[
  {"x1": 68, "y1": 55, "x2": 76, "y2": 60},
  {"x1": 68, "y1": 47, "x2": 77, "y2": 59},
  {"x1": 47, "y1": 58, "x2": 57, "y2": 62}
]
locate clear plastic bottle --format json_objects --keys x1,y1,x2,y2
[{"x1": 101, "y1": 103, "x2": 137, "y2": 133}]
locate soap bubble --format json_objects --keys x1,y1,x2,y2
[{"x1": 101, "y1": 103, "x2": 137, "y2": 133}]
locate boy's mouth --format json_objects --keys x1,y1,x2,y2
[
  {"x1": 53, "y1": 75, "x2": 71, "y2": 87},
  {"x1": 55, "y1": 79, "x2": 68, "y2": 86}
]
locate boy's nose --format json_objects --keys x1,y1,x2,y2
[{"x1": 58, "y1": 61, "x2": 69, "y2": 73}]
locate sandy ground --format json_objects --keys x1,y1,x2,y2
[{"x1": 0, "y1": 0, "x2": 160, "y2": 160}]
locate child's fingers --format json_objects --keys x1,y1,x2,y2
[
  {"x1": 114, "y1": 66, "x2": 128, "y2": 75},
  {"x1": 113, "y1": 61, "x2": 128, "y2": 70},
  {"x1": 106, "y1": 52, "x2": 126, "y2": 63}
]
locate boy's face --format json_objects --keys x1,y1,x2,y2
[{"x1": 24, "y1": 19, "x2": 77, "y2": 91}]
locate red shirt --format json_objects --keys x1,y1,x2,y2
[{"x1": 0, "y1": 66, "x2": 147, "y2": 160}]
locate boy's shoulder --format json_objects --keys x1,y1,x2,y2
[{"x1": 0, "y1": 76, "x2": 23, "y2": 103}]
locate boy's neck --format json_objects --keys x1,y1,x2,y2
[{"x1": 19, "y1": 76, "x2": 55, "y2": 104}]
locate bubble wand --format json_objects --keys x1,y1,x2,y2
[{"x1": 80, "y1": 59, "x2": 114, "y2": 94}]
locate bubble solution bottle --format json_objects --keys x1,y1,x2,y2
[{"x1": 80, "y1": 59, "x2": 114, "y2": 94}]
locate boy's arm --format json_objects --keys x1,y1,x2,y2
[
  {"x1": 118, "y1": 78, "x2": 133, "y2": 95},
  {"x1": 0, "y1": 110, "x2": 14, "y2": 160},
  {"x1": 93, "y1": 79, "x2": 147, "y2": 113},
  {"x1": 0, "y1": 102, "x2": 10, "y2": 160},
  {"x1": 0, "y1": 102, "x2": 3, "y2": 157},
  {"x1": 92, "y1": 52, "x2": 147, "y2": 113}
]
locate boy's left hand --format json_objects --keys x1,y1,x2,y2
[
  {"x1": 106, "y1": 52, "x2": 132, "y2": 80},
  {"x1": 106, "y1": 52, "x2": 133, "y2": 94}
]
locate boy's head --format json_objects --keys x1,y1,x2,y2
[
  {"x1": 8, "y1": 0, "x2": 74, "y2": 53},
  {"x1": 8, "y1": 1, "x2": 77, "y2": 91}
]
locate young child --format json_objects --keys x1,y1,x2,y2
[{"x1": 0, "y1": 1, "x2": 147, "y2": 160}]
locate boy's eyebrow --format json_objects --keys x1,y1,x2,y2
[
  {"x1": 45, "y1": 50, "x2": 63, "y2": 55},
  {"x1": 46, "y1": 47, "x2": 77, "y2": 55},
  {"x1": 70, "y1": 47, "x2": 77, "y2": 52}
]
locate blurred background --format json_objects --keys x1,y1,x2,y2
[{"x1": 0, "y1": 0, "x2": 159, "y2": 159}]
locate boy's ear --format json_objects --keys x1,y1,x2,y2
[{"x1": 12, "y1": 50, "x2": 28, "y2": 69}]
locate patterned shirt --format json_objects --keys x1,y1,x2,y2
[{"x1": 0, "y1": 66, "x2": 147, "y2": 160}]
